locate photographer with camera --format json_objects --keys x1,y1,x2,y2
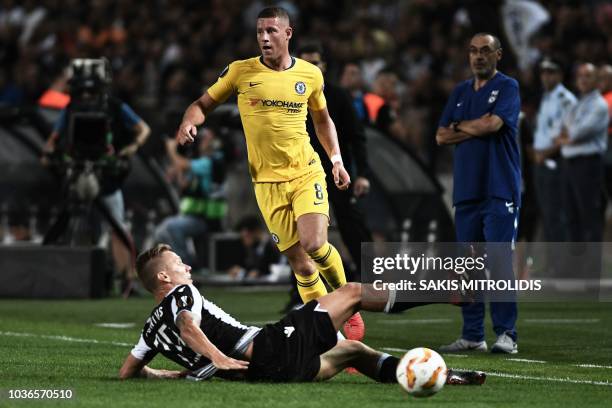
[{"x1": 41, "y1": 58, "x2": 150, "y2": 297}]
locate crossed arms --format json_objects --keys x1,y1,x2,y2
[
  {"x1": 118, "y1": 310, "x2": 249, "y2": 380},
  {"x1": 436, "y1": 113, "x2": 504, "y2": 145}
]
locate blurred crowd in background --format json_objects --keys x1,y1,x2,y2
[
  {"x1": 1, "y1": 0, "x2": 612, "y2": 288},
  {"x1": 2, "y1": 0, "x2": 611, "y2": 167}
]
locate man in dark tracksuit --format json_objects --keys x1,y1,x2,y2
[
  {"x1": 282, "y1": 45, "x2": 373, "y2": 326},
  {"x1": 436, "y1": 33, "x2": 521, "y2": 354},
  {"x1": 300, "y1": 44, "x2": 373, "y2": 282}
]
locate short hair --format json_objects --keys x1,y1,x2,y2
[
  {"x1": 235, "y1": 215, "x2": 263, "y2": 232},
  {"x1": 296, "y1": 43, "x2": 324, "y2": 58},
  {"x1": 472, "y1": 32, "x2": 502, "y2": 50},
  {"x1": 136, "y1": 244, "x2": 172, "y2": 292},
  {"x1": 257, "y1": 7, "x2": 290, "y2": 24},
  {"x1": 340, "y1": 60, "x2": 361, "y2": 73},
  {"x1": 376, "y1": 66, "x2": 399, "y2": 78}
]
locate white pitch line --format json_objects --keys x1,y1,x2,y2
[
  {"x1": 523, "y1": 318, "x2": 600, "y2": 324},
  {"x1": 380, "y1": 318, "x2": 454, "y2": 324},
  {"x1": 381, "y1": 347, "x2": 408, "y2": 353},
  {"x1": 483, "y1": 370, "x2": 612, "y2": 387},
  {"x1": 0, "y1": 331, "x2": 132, "y2": 347},
  {"x1": 575, "y1": 364, "x2": 612, "y2": 369},
  {"x1": 507, "y1": 358, "x2": 546, "y2": 364},
  {"x1": 3, "y1": 330, "x2": 611, "y2": 386},
  {"x1": 94, "y1": 323, "x2": 135, "y2": 329},
  {"x1": 381, "y1": 347, "x2": 468, "y2": 358}
]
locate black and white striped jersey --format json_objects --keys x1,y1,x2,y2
[{"x1": 130, "y1": 284, "x2": 260, "y2": 375}]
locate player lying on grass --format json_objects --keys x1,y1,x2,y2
[{"x1": 119, "y1": 244, "x2": 484, "y2": 385}]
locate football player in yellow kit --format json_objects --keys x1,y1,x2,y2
[{"x1": 177, "y1": 6, "x2": 364, "y2": 340}]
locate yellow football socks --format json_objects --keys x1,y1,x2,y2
[
  {"x1": 308, "y1": 242, "x2": 347, "y2": 290},
  {"x1": 295, "y1": 270, "x2": 328, "y2": 302}
]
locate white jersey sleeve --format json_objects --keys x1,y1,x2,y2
[{"x1": 130, "y1": 334, "x2": 157, "y2": 361}]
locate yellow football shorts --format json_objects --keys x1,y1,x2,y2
[{"x1": 254, "y1": 170, "x2": 329, "y2": 252}]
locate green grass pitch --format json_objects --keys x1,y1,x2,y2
[{"x1": 1, "y1": 288, "x2": 611, "y2": 407}]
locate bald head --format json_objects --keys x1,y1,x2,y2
[
  {"x1": 599, "y1": 64, "x2": 612, "y2": 93},
  {"x1": 472, "y1": 33, "x2": 502, "y2": 50},
  {"x1": 576, "y1": 63, "x2": 598, "y2": 95}
]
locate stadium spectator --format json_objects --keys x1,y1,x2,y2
[
  {"x1": 3, "y1": 0, "x2": 612, "y2": 282},
  {"x1": 2, "y1": 3, "x2": 611, "y2": 174},
  {"x1": 599, "y1": 64, "x2": 612, "y2": 196},
  {"x1": 226, "y1": 215, "x2": 283, "y2": 281},
  {"x1": 339, "y1": 62, "x2": 370, "y2": 124},
  {"x1": 0, "y1": 68, "x2": 23, "y2": 105},
  {"x1": 556, "y1": 63, "x2": 609, "y2": 244},
  {"x1": 299, "y1": 43, "x2": 373, "y2": 282},
  {"x1": 281, "y1": 45, "x2": 373, "y2": 322},
  {"x1": 436, "y1": 33, "x2": 521, "y2": 355},
  {"x1": 154, "y1": 128, "x2": 227, "y2": 267},
  {"x1": 37, "y1": 67, "x2": 70, "y2": 109},
  {"x1": 601, "y1": 65, "x2": 612, "y2": 130},
  {"x1": 532, "y1": 58, "x2": 576, "y2": 243},
  {"x1": 2, "y1": 2, "x2": 611, "y2": 119},
  {"x1": 368, "y1": 68, "x2": 403, "y2": 137},
  {"x1": 515, "y1": 114, "x2": 538, "y2": 280}
]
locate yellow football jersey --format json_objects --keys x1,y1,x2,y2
[{"x1": 207, "y1": 56, "x2": 327, "y2": 182}]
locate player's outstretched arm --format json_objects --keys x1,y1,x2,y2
[
  {"x1": 176, "y1": 310, "x2": 249, "y2": 371},
  {"x1": 177, "y1": 92, "x2": 219, "y2": 145},
  {"x1": 118, "y1": 353, "x2": 186, "y2": 380},
  {"x1": 310, "y1": 107, "x2": 351, "y2": 190},
  {"x1": 118, "y1": 353, "x2": 147, "y2": 379}
]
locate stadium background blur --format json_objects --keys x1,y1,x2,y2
[{"x1": 1, "y1": 0, "x2": 612, "y2": 291}]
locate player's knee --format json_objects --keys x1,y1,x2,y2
[
  {"x1": 302, "y1": 238, "x2": 327, "y2": 255},
  {"x1": 341, "y1": 282, "x2": 362, "y2": 300},
  {"x1": 339, "y1": 339, "x2": 366, "y2": 357},
  {"x1": 291, "y1": 259, "x2": 316, "y2": 277}
]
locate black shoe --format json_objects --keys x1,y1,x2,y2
[
  {"x1": 445, "y1": 369, "x2": 486, "y2": 385},
  {"x1": 280, "y1": 298, "x2": 302, "y2": 314},
  {"x1": 280, "y1": 289, "x2": 302, "y2": 314}
]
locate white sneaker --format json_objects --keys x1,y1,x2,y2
[
  {"x1": 439, "y1": 338, "x2": 488, "y2": 353},
  {"x1": 491, "y1": 333, "x2": 518, "y2": 354}
]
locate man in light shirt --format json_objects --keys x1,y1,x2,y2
[
  {"x1": 598, "y1": 65, "x2": 612, "y2": 201},
  {"x1": 532, "y1": 58, "x2": 576, "y2": 243},
  {"x1": 555, "y1": 63, "x2": 609, "y2": 244}
]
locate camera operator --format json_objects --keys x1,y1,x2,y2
[{"x1": 41, "y1": 58, "x2": 150, "y2": 296}]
